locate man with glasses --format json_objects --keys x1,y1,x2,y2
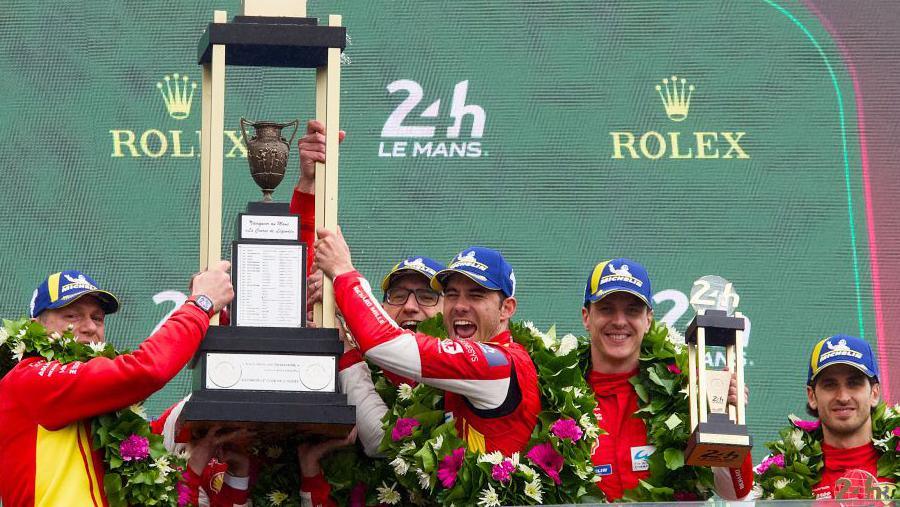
[{"x1": 314, "y1": 233, "x2": 540, "y2": 456}]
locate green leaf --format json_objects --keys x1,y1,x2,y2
[
  {"x1": 663, "y1": 448, "x2": 684, "y2": 470},
  {"x1": 663, "y1": 413, "x2": 682, "y2": 430}
]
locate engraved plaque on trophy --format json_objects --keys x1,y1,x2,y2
[
  {"x1": 178, "y1": 0, "x2": 353, "y2": 439},
  {"x1": 683, "y1": 276, "x2": 752, "y2": 468}
]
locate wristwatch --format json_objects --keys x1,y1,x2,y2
[{"x1": 186, "y1": 295, "x2": 216, "y2": 317}]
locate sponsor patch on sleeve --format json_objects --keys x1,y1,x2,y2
[
  {"x1": 594, "y1": 464, "x2": 613, "y2": 476},
  {"x1": 477, "y1": 343, "x2": 509, "y2": 366}
]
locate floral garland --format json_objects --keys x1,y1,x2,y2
[
  {"x1": 755, "y1": 404, "x2": 900, "y2": 499},
  {"x1": 0, "y1": 318, "x2": 192, "y2": 507},
  {"x1": 616, "y1": 320, "x2": 717, "y2": 502},
  {"x1": 321, "y1": 315, "x2": 602, "y2": 506}
]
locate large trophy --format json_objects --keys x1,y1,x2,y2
[
  {"x1": 177, "y1": 0, "x2": 354, "y2": 438},
  {"x1": 683, "y1": 276, "x2": 752, "y2": 467}
]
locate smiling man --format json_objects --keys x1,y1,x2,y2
[
  {"x1": 581, "y1": 259, "x2": 753, "y2": 500},
  {"x1": 314, "y1": 231, "x2": 540, "y2": 456},
  {"x1": 0, "y1": 266, "x2": 233, "y2": 506},
  {"x1": 803, "y1": 335, "x2": 894, "y2": 499}
]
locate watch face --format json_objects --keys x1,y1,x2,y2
[{"x1": 196, "y1": 295, "x2": 214, "y2": 313}]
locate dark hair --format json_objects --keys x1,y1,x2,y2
[{"x1": 805, "y1": 376, "x2": 879, "y2": 418}]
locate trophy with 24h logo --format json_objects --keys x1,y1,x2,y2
[
  {"x1": 177, "y1": 0, "x2": 354, "y2": 439},
  {"x1": 683, "y1": 275, "x2": 752, "y2": 467}
]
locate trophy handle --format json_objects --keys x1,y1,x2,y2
[
  {"x1": 283, "y1": 119, "x2": 300, "y2": 148},
  {"x1": 239, "y1": 117, "x2": 254, "y2": 147}
]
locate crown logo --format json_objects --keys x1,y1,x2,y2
[
  {"x1": 156, "y1": 73, "x2": 197, "y2": 120},
  {"x1": 655, "y1": 75, "x2": 694, "y2": 122}
]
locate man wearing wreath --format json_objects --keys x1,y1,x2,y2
[
  {"x1": 580, "y1": 259, "x2": 753, "y2": 500},
  {"x1": 314, "y1": 230, "x2": 541, "y2": 457},
  {"x1": 755, "y1": 334, "x2": 897, "y2": 500},
  {"x1": 0, "y1": 266, "x2": 233, "y2": 506}
]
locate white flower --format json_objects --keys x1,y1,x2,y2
[
  {"x1": 267, "y1": 491, "x2": 289, "y2": 505},
  {"x1": 11, "y1": 341, "x2": 26, "y2": 361},
  {"x1": 518, "y1": 462, "x2": 537, "y2": 479},
  {"x1": 580, "y1": 413, "x2": 600, "y2": 439},
  {"x1": 129, "y1": 403, "x2": 148, "y2": 420},
  {"x1": 477, "y1": 483, "x2": 501, "y2": 507},
  {"x1": 390, "y1": 456, "x2": 410, "y2": 476},
  {"x1": 0, "y1": 328, "x2": 8, "y2": 346},
  {"x1": 266, "y1": 446, "x2": 283, "y2": 459},
  {"x1": 376, "y1": 482, "x2": 401, "y2": 505},
  {"x1": 665, "y1": 324, "x2": 686, "y2": 346},
  {"x1": 789, "y1": 429, "x2": 806, "y2": 451},
  {"x1": 556, "y1": 333, "x2": 578, "y2": 357},
  {"x1": 399, "y1": 441, "x2": 417, "y2": 455},
  {"x1": 523, "y1": 477, "x2": 543, "y2": 503},
  {"x1": 774, "y1": 478, "x2": 790, "y2": 490},
  {"x1": 509, "y1": 451, "x2": 520, "y2": 468},
  {"x1": 478, "y1": 450, "x2": 504, "y2": 465},
  {"x1": 66, "y1": 324, "x2": 74, "y2": 331},
  {"x1": 574, "y1": 464, "x2": 592, "y2": 480},
  {"x1": 49, "y1": 331, "x2": 61, "y2": 342},
  {"x1": 430, "y1": 434, "x2": 444, "y2": 451},
  {"x1": 151, "y1": 455, "x2": 174, "y2": 482},
  {"x1": 524, "y1": 321, "x2": 556, "y2": 349},
  {"x1": 398, "y1": 383, "x2": 413, "y2": 401},
  {"x1": 17, "y1": 328, "x2": 26, "y2": 337},
  {"x1": 416, "y1": 468, "x2": 432, "y2": 489},
  {"x1": 87, "y1": 341, "x2": 106, "y2": 354}
]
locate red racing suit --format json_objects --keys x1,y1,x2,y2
[
  {"x1": 588, "y1": 369, "x2": 753, "y2": 501},
  {"x1": 334, "y1": 270, "x2": 541, "y2": 456},
  {"x1": 0, "y1": 304, "x2": 210, "y2": 507},
  {"x1": 811, "y1": 441, "x2": 895, "y2": 499}
]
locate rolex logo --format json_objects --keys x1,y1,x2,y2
[
  {"x1": 156, "y1": 73, "x2": 197, "y2": 120},
  {"x1": 655, "y1": 75, "x2": 694, "y2": 122}
]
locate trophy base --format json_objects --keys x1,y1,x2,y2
[
  {"x1": 685, "y1": 416, "x2": 752, "y2": 468},
  {"x1": 177, "y1": 389, "x2": 356, "y2": 440}
]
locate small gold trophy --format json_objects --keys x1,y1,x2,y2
[{"x1": 684, "y1": 275, "x2": 751, "y2": 468}]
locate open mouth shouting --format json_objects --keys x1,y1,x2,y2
[{"x1": 453, "y1": 319, "x2": 477, "y2": 340}]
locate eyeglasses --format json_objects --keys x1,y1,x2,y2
[{"x1": 384, "y1": 287, "x2": 441, "y2": 307}]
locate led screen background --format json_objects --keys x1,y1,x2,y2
[{"x1": 1, "y1": 0, "x2": 898, "y2": 452}]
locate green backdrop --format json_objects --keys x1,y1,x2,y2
[{"x1": 2, "y1": 0, "x2": 894, "y2": 458}]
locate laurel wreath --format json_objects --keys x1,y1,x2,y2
[
  {"x1": 0, "y1": 318, "x2": 190, "y2": 507},
  {"x1": 755, "y1": 404, "x2": 900, "y2": 499},
  {"x1": 320, "y1": 315, "x2": 602, "y2": 506}
]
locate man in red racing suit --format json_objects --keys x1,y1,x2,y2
[
  {"x1": 314, "y1": 232, "x2": 540, "y2": 457},
  {"x1": 581, "y1": 258, "x2": 753, "y2": 500}
]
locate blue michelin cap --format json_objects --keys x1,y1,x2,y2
[
  {"x1": 808, "y1": 334, "x2": 879, "y2": 385},
  {"x1": 29, "y1": 270, "x2": 120, "y2": 318},
  {"x1": 432, "y1": 247, "x2": 516, "y2": 298},
  {"x1": 380, "y1": 256, "x2": 445, "y2": 292},
  {"x1": 583, "y1": 258, "x2": 653, "y2": 308}
]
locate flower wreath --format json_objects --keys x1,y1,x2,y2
[
  {"x1": 754, "y1": 404, "x2": 900, "y2": 499},
  {"x1": 0, "y1": 318, "x2": 192, "y2": 507},
  {"x1": 321, "y1": 315, "x2": 602, "y2": 506},
  {"x1": 615, "y1": 320, "x2": 716, "y2": 502}
]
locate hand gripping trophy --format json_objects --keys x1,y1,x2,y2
[
  {"x1": 683, "y1": 275, "x2": 752, "y2": 467},
  {"x1": 177, "y1": 0, "x2": 354, "y2": 439}
]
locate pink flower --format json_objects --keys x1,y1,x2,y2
[
  {"x1": 526, "y1": 442, "x2": 564, "y2": 484},
  {"x1": 674, "y1": 491, "x2": 699, "y2": 501},
  {"x1": 666, "y1": 363, "x2": 682, "y2": 374},
  {"x1": 791, "y1": 418, "x2": 821, "y2": 432},
  {"x1": 491, "y1": 459, "x2": 515, "y2": 483},
  {"x1": 119, "y1": 434, "x2": 150, "y2": 461},
  {"x1": 349, "y1": 482, "x2": 366, "y2": 507},
  {"x1": 437, "y1": 448, "x2": 466, "y2": 488},
  {"x1": 754, "y1": 453, "x2": 785, "y2": 475},
  {"x1": 893, "y1": 427, "x2": 900, "y2": 437},
  {"x1": 391, "y1": 418, "x2": 420, "y2": 441},
  {"x1": 550, "y1": 418, "x2": 583, "y2": 442},
  {"x1": 177, "y1": 477, "x2": 193, "y2": 506}
]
